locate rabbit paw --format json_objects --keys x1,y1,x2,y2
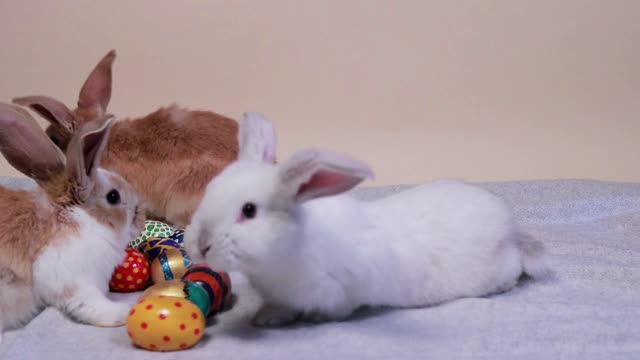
[
  {"x1": 221, "y1": 293, "x2": 238, "y2": 313},
  {"x1": 64, "y1": 294, "x2": 130, "y2": 327},
  {"x1": 251, "y1": 304, "x2": 301, "y2": 327},
  {"x1": 91, "y1": 302, "x2": 130, "y2": 327}
]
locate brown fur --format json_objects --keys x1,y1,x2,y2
[
  {"x1": 39, "y1": 171, "x2": 74, "y2": 206},
  {"x1": 0, "y1": 112, "x2": 137, "y2": 284},
  {"x1": 0, "y1": 104, "x2": 146, "y2": 331},
  {"x1": 0, "y1": 104, "x2": 67, "y2": 185},
  {"x1": 0, "y1": 188, "x2": 77, "y2": 283},
  {"x1": 45, "y1": 121, "x2": 73, "y2": 148},
  {"x1": 64, "y1": 114, "x2": 147, "y2": 235},
  {"x1": 100, "y1": 106, "x2": 238, "y2": 225},
  {"x1": 14, "y1": 51, "x2": 239, "y2": 227},
  {"x1": 85, "y1": 170, "x2": 146, "y2": 232}
]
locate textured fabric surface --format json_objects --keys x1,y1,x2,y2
[{"x1": 1, "y1": 179, "x2": 639, "y2": 359}]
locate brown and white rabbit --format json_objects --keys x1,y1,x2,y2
[
  {"x1": 13, "y1": 50, "x2": 239, "y2": 228},
  {"x1": 0, "y1": 103, "x2": 145, "y2": 343}
]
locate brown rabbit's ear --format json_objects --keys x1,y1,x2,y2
[
  {"x1": 12, "y1": 95, "x2": 75, "y2": 133},
  {"x1": 78, "y1": 49, "x2": 116, "y2": 114},
  {"x1": 65, "y1": 114, "x2": 114, "y2": 203},
  {"x1": 0, "y1": 103, "x2": 66, "y2": 183}
]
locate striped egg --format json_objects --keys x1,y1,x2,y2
[
  {"x1": 168, "y1": 229, "x2": 185, "y2": 247},
  {"x1": 138, "y1": 237, "x2": 182, "y2": 262},
  {"x1": 150, "y1": 248, "x2": 193, "y2": 283},
  {"x1": 183, "y1": 263, "x2": 232, "y2": 315}
]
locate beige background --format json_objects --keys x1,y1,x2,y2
[{"x1": 0, "y1": 0, "x2": 638, "y2": 186}]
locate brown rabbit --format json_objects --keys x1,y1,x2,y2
[
  {"x1": 13, "y1": 50, "x2": 239, "y2": 228},
  {"x1": 0, "y1": 103, "x2": 145, "y2": 341}
]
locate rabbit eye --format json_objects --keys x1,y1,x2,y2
[
  {"x1": 241, "y1": 202, "x2": 257, "y2": 219},
  {"x1": 106, "y1": 189, "x2": 121, "y2": 205}
]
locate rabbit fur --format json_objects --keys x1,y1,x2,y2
[
  {"x1": 0, "y1": 103, "x2": 145, "y2": 341},
  {"x1": 183, "y1": 113, "x2": 549, "y2": 327},
  {"x1": 13, "y1": 50, "x2": 238, "y2": 228}
]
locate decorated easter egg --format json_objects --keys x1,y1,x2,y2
[
  {"x1": 150, "y1": 248, "x2": 193, "y2": 283},
  {"x1": 139, "y1": 279, "x2": 211, "y2": 317},
  {"x1": 139, "y1": 279, "x2": 187, "y2": 299},
  {"x1": 182, "y1": 280, "x2": 211, "y2": 317},
  {"x1": 130, "y1": 220, "x2": 175, "y2": 249},
  {"x1": 126, "y1": 295, "x2": 206, "y2": 351},
  {"x1": 139, "y1": 237, "x2": 182, "y2": 262},
  {"x1": 183, "y1": 263, "x2": 232, "y2": 315},
  {"x1": 109, "y1": 248, "x2": 150, "y2": 292},
  {"x1": 167, "y1": 228, "x2": 185, "y2": 247}
]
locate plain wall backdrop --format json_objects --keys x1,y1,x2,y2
[{"x1": 0, "y1": 0, "x2": 638, "y2": 185}]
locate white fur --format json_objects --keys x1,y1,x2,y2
[
  {"x1": 0, "y1": 204, "x2": 135, "y2": 341},
  {"x1": 0, "y1": 107, "x2": 141, "y2": 341},
  {"x1": 0, "y1": 276, "x2": 40, "y2": 334},
  {"x1": 33, "y1": 207, "x2": 133, "y2": 327},
  {"x1": 184, "y1": 113, "x2": 549, "y2": 326},
  {"x1": 0, "y1": 171, "x2": 141, "y2": 340}
]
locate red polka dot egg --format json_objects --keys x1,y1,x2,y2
[
  {"x1": 126, "y1": 295, "x2": 206, "y2": 351},
  {"x1": 109, "y1": 248, "x2": 150, "y2": 292}
]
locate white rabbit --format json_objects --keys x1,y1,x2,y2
[
  {"x1": 0, "y1": 103, "x2": 145, "y2": 342},
  {"x1": 184, "y1": 113, "x2": 548, "y2": 327}
]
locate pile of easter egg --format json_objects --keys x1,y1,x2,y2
[{"x1": 108, "y1": 220, "x2": 232, "y2": 351}]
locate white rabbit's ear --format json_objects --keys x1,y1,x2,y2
[
  {"x1": 238, "y1": 112, "x2": 276, "y2": 163},
  {"x1": 279, "y1": 149, "x2": 374, "y2": 203}
]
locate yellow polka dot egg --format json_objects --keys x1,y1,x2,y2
[{"x1": 126, "y1": 295, "x2": 206, "y2": 351}]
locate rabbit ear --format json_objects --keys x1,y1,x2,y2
[
  {"x1": 65, "y1": 114, "x2": 114, "y2": 202},
  {"x1": 279, "y1": 149, "x2": 374, "y2": 203},
  {"x1": 78, "y1": 49, "x2": 116, "y2": 114},
  {"x1": 238, "y1": 112, "x2": 277, "y2": 163},
  {"x1": 12, "y1": 95, "x2": 76, "y2": 133},
  {"x1": 0, "y1": 103, "x2": 66, "y2": 182}
]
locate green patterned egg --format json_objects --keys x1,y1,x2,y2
[
  {"x1": 129, "y1": 220, "x2": 175, "y2": 249},
  {"x1": 184, "y1": 280, "x2": 212, "y2": 317}
]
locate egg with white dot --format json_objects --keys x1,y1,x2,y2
[{"x1": 126, "y1": 295, "x2": 206, "y2": 351}]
